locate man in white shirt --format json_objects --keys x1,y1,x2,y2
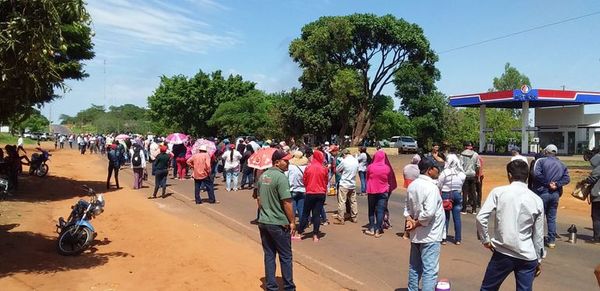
[
  {"x1": 17, "y1": 136, "x2": 24, "y2": 148},
  {"x1": 477, "y1": 160, "x2": 545, "y2": 290},
  {"x1": 405, "y1": 158, "x2": 445, "y2": 291},
  {"x1": 511, "y1": 149, "x2": 529, "y2": 165},
  {"x1": 334, "y1": 148, "x2": 359, "y2": 224}
]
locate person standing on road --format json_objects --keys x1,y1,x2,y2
[
  {"x1": 130, "y1": 143, "x2": 146, "y2": 189},
  {"x1": 150, "y1": 145, "x2": 170, "y2": 199},
  {"x1": 106, "y1": 143, "x2": 121, "y2": 189},
  {"x1": 405, "y1": 158, "x2": 444, "y2": 291},
  {"x1": 356, "y1": 146, "x2": 370, "y2": 195},
  {"x1": 257, "y1": 149, "x2": 296, "y2": 291},
  {"x1": 460, "y1": 141, "x2": 481, "y2": 214},
  {"x1": 287, "y1": 150, "x2": 308, "y2": 221},
  {"x1": 403, "y1": 154, "x2": 421, "y2": 188},
  {"x1": 187, "y1": 145, "x2": 218, "y2": 204},
  {"x1": 532, "y1": 144, "x2": 570, "y2": 249},
  {"x1": 437, "y1": 151, "x2": 466, "y2": 245},
  {"x1": 364, "y1": 150, "x2": 395, "y2": 238},
  {"x1": 240, "y1": 144, "x2": 255, "y2": 189},
  {"x1": 581, "y1": 149, "x2": 600, "y2": 244},
  {"x1": 222, "y1": 143, "x2": 243, "y2": 191},
  {"x1": 334, "y1": 148, "x2": 359, "y2": 225},
  {"x1": 296, "y1": 149, "x2": 328, "y2": 242},
  {"x1": 477, "y1": 160, "x2": 545, "y2": 291}
]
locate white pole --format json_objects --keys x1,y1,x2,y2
[
  {"x1": 480, "y1": 104, "x2": 486, "y2": 153},
  {"x1": 522, "y1": 101, "x2": 529, "y2": 154}
]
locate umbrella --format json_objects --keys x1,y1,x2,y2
[
  {"x1": 166, "y1": 133, "x2": 188, "y2": 145},
  {"x1": 192, "y1": 138, "x2": 217, "y2": 155},
  {"x1": 115, "y1": 134, "x2": 130, "y2": 140},
  {"x1": 247, "y1": 147, "x2": 277, "y2": 170}
]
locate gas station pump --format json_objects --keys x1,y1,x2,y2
[
  {"x1": 530, "y1": 137, "x2": 540, "y2": 154},
  {"x1": 486, "y1": 138, "x2": 495, "y2": 153}
]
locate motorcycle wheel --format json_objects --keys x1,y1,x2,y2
[
  {"x1": 36, "y1": 164, "x2": 49, "y2": 177},
  {"x1": 57, "y1": 225, "x2": 93, "y2": 256}
]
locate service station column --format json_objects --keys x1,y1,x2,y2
[
  {"x1": 522, "y1": 101, "x2": 529, "y2": 154},
  {"x1": 479, "y1": 104, "x2": 486, "y2": 153}
]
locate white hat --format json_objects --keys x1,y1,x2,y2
[
  {"x1": 544, "y1": 144, "x2": 558, "y2": 153},
  {"x1": 324, "y1": 141, "x2": 330, "y2": 145},
  {"x1": 199, "y1": 145, "x2": 208, "y2": 152}
]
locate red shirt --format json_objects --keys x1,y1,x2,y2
[{"x1": 304, "y1": 150, "x2": 329, "y2": 194}]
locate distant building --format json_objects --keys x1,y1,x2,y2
[
  {"x1": 536, "y1": 105, "x2": 600, "y2": 155},
  {"x1": 0, "y1": 126, "x2": 9, "y2": 133}
]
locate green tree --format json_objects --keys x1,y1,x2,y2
[
  {"x1": 10, "y1": 108, "x2": 49, "y2": 133},
  {"x1": 0, "y1": 0, "x2": 95, "y2": 122},
  {"x1": 492, "y1": 63, "x2": 531, "y2": 91},
  {"x1": 148, "y1": 70, "x2": 258, "y2": 137},
  {"x1": 289, "y1": 13, "x2": 438, "y2": 145}
]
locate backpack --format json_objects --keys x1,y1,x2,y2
[
  {"x1": 132, "y1": 148, "x2": 142, "y2": 167},
  {"x1": 461, "y1": 153, "x2": 478, "y2": 177},
  {"x1": 108, "y1": 149, "x2": 120, "y2": 165}
]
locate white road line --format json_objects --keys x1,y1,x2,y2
[{"x1": 166, "y1": 187, "x2": 364, "y2": 286}]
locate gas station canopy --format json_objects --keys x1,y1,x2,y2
[
  {"x1": 449, "y1": 87, "x2": 600, "y2": 154},
  {"x1": 450, "y1": 88, "x2": 600, "y2": 108}
]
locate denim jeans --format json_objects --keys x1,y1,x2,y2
[
  {"x1": 225, "y1": 168, "x2": 239, "y2": 190},
  {"x1": 408, "y1": 242, "x2": 440, "y2": 291},
  {"x1": 358, "y1": 171, "x2": 367, "y2": 194},
  {"x1": 298, "y1": 194, "x2": 326, "y2": 235},
  {"x1": 480, "y1": 251, "x2": 538, "y2": 291},
  {"x1": 291, "y1": 191, "x2": 305, "y2": 218},
  {"x1": 194, "y1": 177, "x2": 216, "y2": 203},
  {"x1": 442, "y1": 190, "x2": 463, "y2": 242},
  {"x1": 367, "y1": 193, "x2": 388, "y2": 232},
  {"x1": 539, "y1": 191, "x2": 559, "y2": 243},
  {"x1": 258, "y1": 223, "x2": 296, "y2": 291},
  {"x1": 152, "y1": 169, "x2": 167, "y2": 197},
  {"x1": 241, "y1": 169, "x2": 254, "y2": 188}
]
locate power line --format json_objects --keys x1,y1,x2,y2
[{"x1": 439, "y1": 10, "x2": 600, "y2": 54}]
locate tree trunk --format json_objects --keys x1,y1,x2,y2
[{"x1": 351, "y1": 106, "x2": 371, "y2": 146}]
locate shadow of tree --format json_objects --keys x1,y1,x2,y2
[
  {"x1": 8, "y1": 174, "x2": 120, "y2": 203},
  {"x1": 0, "y1": 225, "x2": 129, "y2": 278}
]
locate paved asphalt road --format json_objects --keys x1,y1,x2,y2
[{"x1": 119, "y1": 164, "x2": 599, "y2": 291}]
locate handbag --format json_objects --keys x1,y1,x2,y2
[{"x1": 572, "y1": 181, "x2": 592, "y2": 202}]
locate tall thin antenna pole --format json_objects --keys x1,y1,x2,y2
[{"x1": 104, "y1": 59, "x2": 107, "y2": 108}]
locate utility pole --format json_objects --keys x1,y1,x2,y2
[{"x1": 561, "y1": 85, "x2": 566, "y2": 91}]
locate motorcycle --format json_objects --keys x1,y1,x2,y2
[
  {"x1": 29, "y1": 147, "x2": 51, "y2": 177},
  {"x1": 56, "y1": 185, "x2": 105, "y2": 255}
]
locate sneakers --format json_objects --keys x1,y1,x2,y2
[
  {"x1": 364, "y1": 229, "x2": 375, "y2": 236},
  {"x1": 374, "y1": 231, "x2": 382, "y2": 238},
  {"x1": 547, "y1": 242, "x2": 556, "y2": 249},
  {"x1": 441, "y1": 240, "x2": 447, "y2": 245},
  {"x1": 233, "y1": 188, "x2": 238, "y2": 191},
  {"x1": 350, "y1": 218, "x2": 358, "y2": 223},
  {"x1": 333, "y1": 217, "x2": 345, "y2": 225}
]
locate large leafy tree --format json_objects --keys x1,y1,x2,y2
[
  {"x1": 368, "y1": 95, "x2": 414, "y2": 140},
  {"x1": 289, "y1": 13, "x2": 438, "y2": 145},
  {"x1": 0, "y1": 0, "x2": 95, "y2": 122},
  {"x1": 10, "y1": 108, "x2": 49, "y2": 133},
  {"x1": 147, "y1": 70, "x2": 258, "y2": 137},
  {"x1": 492, "y1": 63, "x2": 531, "y2": 91}
]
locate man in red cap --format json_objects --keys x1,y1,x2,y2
[{"x1": 257, "y1": 149, "x2": 296, "y2": 291}]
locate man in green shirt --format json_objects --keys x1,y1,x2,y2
[{"x1": 258, "y1": 149, "x2": 296, "y2": 291}]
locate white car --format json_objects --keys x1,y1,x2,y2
[{"x1": 394, "y1": 136, "x2": 418, "y2": 154}]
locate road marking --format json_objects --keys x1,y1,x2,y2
[{"x1": 165, "y1": 186, "x2": 364, "y2": 286}]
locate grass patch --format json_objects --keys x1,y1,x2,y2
[
  {"x1": 0, "y1": 133, "x2": 38, "y2": 145},
  {"x1": 563, "y1": 160, "x2": 591, "y2": 168}
]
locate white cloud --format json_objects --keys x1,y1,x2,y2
[{"x1": 88, "y1": 0, "x2": 238, "y2": 53}]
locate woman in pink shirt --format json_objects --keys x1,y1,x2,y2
[{"x1": 365, "y1": 150, "x2": 396, "y2": 238}]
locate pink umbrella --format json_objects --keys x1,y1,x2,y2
[
  {"x1": 115, "y1": 134, "x2": 130, "y2": 140},
  {"x1": 247, "y1": 147, "x2": 277, "y2": 170},
  {"x1": 192, "y1": 139, "x2": 217, "y2": 155},
  {"x1": 166, "y1": 133, "x2": 188, "y2": 145}
]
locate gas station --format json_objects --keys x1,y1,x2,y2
[{"x1": 449, "y1": 86, "x2": 600, "y2": 155}]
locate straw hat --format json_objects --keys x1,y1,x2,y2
[{"x1": 289, "y1": 150, "x2": 308, "y2": 166}]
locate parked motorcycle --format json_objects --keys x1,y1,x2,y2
[
  {"x1": 56, "y1": 185, "x2": 105, "y2": 255},
  {"x1": 29, "y1": 147, "x2": 51, "y2": 177}
]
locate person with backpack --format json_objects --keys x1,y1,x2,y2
[
  {"x1": 130, "y1": 143, "x2": 147, "y2": 189},
  {"x1": 438, "y1": 149, "x2": 466, "y2": 245},
  {"x1": 460, "y1": 141, "x2": 481, "y2": 214},
  {"x1": 356, "y1": 146, "x2": 370, "y2": 195},
  {"x1": 107, "y1": 143, "x2": 121, "y2": 189}
]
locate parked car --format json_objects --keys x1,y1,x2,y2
[{"x1": 394, "y1": 136, "x2": 418, "y2": 154}]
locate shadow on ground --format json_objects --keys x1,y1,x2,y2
[
  {"x1": 0, "y1": 224, "x2": 129, "y2": 278},
  {"x1": 7, "y1": 174, "x2": 120, "y2": 203}
]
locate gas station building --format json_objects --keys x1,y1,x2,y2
[{"x1": 449, "y1": 87, "x2": 600, "y2": 155}]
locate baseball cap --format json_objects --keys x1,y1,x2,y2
[
  {"x1": 418, "y1": 157, "x2": 440, "y2": 173},
  {"x1": 272, "y1": 149, "x2": 292, "y2": 162},
  {"x1": 544, "y1": 144, "x2": 558, "y2": 153},
  {"x1": 199, "y1": 145, "x2": 207, "y2": 152},
  {"x1": 324, "y1": 141, "x2": 330, "y2": 146}
]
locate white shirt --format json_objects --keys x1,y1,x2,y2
[
  {"x1": 437, "y1": 168, "x2": 466, "y2": 192},
  {"x1": 406, "y1": 175, "x2": 445, "y2": 243},
  {"x1": 17, "y1": 137, "x2": 23, "y2": 147},
  {"x1": 129, "y1": 148, "x2": 147, "y2": 168},
  {"x1": 287, "y1": 164, "x2": 306, "y2": 193},
  {"x1": 356, "y1": 152, "x2": 368, "y2": 172},
  {"x1": 149, "y1": 142, "x2": 160, "y2": 160},
  {"x1": 511, "y1": 155, "x2": 529, "y2": 165},
  {"x1": 336, "y1": 155, "x2": 359, "y2": 189},
  {"x1": 221, "y1": 150, "x2": 243, "y2": 170},
  {"x1": 476, "y1": 181, "x2": 546, "y2": 262}
]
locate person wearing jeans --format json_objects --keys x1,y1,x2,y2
[
  {"x1": 437, "y1": 152, "x2": 466, "y2": 244},
  {"x1": 287, "y1": 151, "x2": 308, "y2": 220},
  {"x1": 356, "y1": 146, "x2": 369, "y2": 195},
  {"x1": 295, "y1": 150, "x2": 328, "y2": 242},
  {"x1": 150, "y1": 146, "x2": 170, "y2": 199},
  {"x1": 405, "y1": 158, "x2": 444, "y2": 291},
  {"x1": 257, "y1": 149, "x2": 295, "y2": 291},
  {"x1": 221, "y1": 144, "x2": 242, "y2": 191},
  {"x1": 364, "y1": 150, "x2": 397, "y2": 238},
  {"x1": 187, "y1": 145, "x2": 218, "y2": 204}
]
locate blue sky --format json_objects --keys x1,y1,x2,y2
[{"x1": 48, "y1": 0, "x2": 600, "y2": 122}]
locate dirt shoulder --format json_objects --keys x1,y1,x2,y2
[{"x1": 0, "y1": 145, "x2": 342, "y2": 291}]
